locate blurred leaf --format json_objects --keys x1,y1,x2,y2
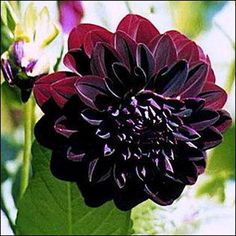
[
  {"x1": 1, "y1": 135, "x2": 21, "y2": 162},
  {"x1": 12, "y1": 166, "x2": 22, "y2": 208},
  {"x1": 169, "y1": 1, "x2": 227, "y2": 38},
  {"x1": 206, "y1": 125, "x2": 235, "y2": 178},
  {"x1": 196, "y1": 176, "x2": 225, "y2": 202},
  {"x1": 131, "y1": 200, "x2": 157, "y2": 235},
  {"x1": 224, "y1": 59, "x2": 235, "y2": 93},
  {"x1": 1, "y1": 81, "x2": 22, "y2": 109},
  {"x1": 1, "y1": 1, "x2": 17, "y2": 33},
  {"x1": 53, "y1": 45, "x2": 64, "y2": 72},
  {"x1": 1, "y1": 19, "x2": 13, "y2": 54},
  {"x1": 1, "y1": 164, "x2": 9, "y2": 183},
  {"x1": 16, "y1": 141, "x2": 133, "y2": 235}
]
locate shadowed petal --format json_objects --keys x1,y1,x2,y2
[
  {"x1": 180, "y1": 62, "x2": 208, "y2": 98},
  {"x1": 155, "y1": 60, "x2": 188, "y2": 97},
  {"x1": 75, "y1": 75, "x2": 109, "y2": 110},
  {"x1": 153, "y1": 34, "x2": 177, "y2": 73},
  {"x1": 199, "y1": 82, "x2": 227, "y2": 109},
  {"x1": 63, "y1": 49, "x2": 91, "y2": 75},
  {"x1": 213, "y1": 110, "x2": 232, "y2": 133}
]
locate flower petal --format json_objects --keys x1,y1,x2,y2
[
  {"x1": 178, "y1": 41, "x2": 199, "y2": 65},
  {"x1": 152, "y1": 34, "x2": 177, "y2": 73},
  {"x1": 186, "y1": 109, "x2": 220, "y2": 131},
  {"x1": 83, "y1": 29, "x2": 113, "y2": 57},
  {"x1": 33, "y1": 72, "x2": 76, "y2": 108},
  {"x1": 114, "y1": 31, "x2": 137, "y2": 69},
  {"x1": 63, "y1": 49, "x2": 91, "y2": 75},
  {"x1": 165, "y1": 30, "x2": 190, "y2": 52},
  {"x1": 200, "y1": 126, "x2": 223, "y2": 150},
  {"x1": 68, "y1": 23, "x2": 110, "y2": 50},
  {"x1": 213, "y1": 110, "x2": 232, "y2": 133},
  {"x1": 155, "y1": 60, "x2": 188, "y2": 97},
  {"x1": 199, "y1": 82, "x2": 227, "y2": 109},
  {"x1": 136, "y1": 44, "x2": 155, "y2": 78},
  {"x1": 180, "y1": 62, "x2": 208, "y2": 98},
  {"x1": 75, "y1": 75, "x2": 109, "y2": 110}
]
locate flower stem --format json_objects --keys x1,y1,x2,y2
[{"x1": 20, "y1": 96, "x2": 34, "y2": 198}]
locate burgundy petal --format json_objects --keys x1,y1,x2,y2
[
  {"x1": 116, "y1": 14, "x2": 142, "y2": 38},
  {"x1": 83, "y1": 29, "x2": 113, "y2": 57},
  {"x1": 199, "y1": 82, "x2": 227, "y2": 109},
  {"x1": 135, "y1": 19, "x2": 160, "y2": 45},
  {"x1": 33, "y1": 72, "x2": 76, "y2": 108},
  {"x1": 178, "y1": 41, "x2": 199, "y2": 65},
  {"x1": 165, "y1": 30, "x2": 190, "y2": 52},
  {"x1": 68, "y1": 23, "x2": 110, "y2": 50}
]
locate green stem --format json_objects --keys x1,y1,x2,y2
[{"x1": 20, "y1": 96, "x2": 34, "y2": 198}]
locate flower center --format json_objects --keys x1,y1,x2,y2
[{"x1": 101, "y1": 93, "x2": 180, "y2": 161}]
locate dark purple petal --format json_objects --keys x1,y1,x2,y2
[
  {"x1": 155, "y1": 60, "x2": 188, "y2": 97},
  {"x1": 136, "y1": 44, "x2": 155, "y2": 78},
  {"x1": 200, "y1": 126, "x2": 223, "y2": 150},
  {"x1": 180, "y1": 62, "x2": 208, "y2": 98},
  {"x1": 90, "y1": 42, "x2": 121, "y2": 78},
  {"x1": 213, "y1": 110, "x2": 232, "y2": 133},
  {"x1": 74, "y1": 75, "x2": 109, "y2": 110},
  {"x1": 114, "y1": 31, "x2": 137, "y2": 69},
  {"x1": 152, "y1": 34, "x2": 177, "y2": 73},
  {"x1": 63, "y1": 49, "x2": 91, "y2": 75},
  {"x1": 186, "y1": 109, "x2": 220, "y2": 131}
]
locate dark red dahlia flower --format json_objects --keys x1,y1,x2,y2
[{"x1": 33, "y1": 14, "x2": 232, "y2": 210}]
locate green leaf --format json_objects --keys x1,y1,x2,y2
[
  {"x1": 1, "y1": 81, "x2": 22, "y2": 109},
  {"x1": 206, "y1": 125, "x2": 235, "y2": 178},
  {"x1": 16, "y1": 141, "x2": 132, "y2": 235},
  {"x1": 169, "y1": 1, "x2": 227, "y2": 38},
  {"x1": 1, "y1": 164, "x2": 9, "y2": 183},
  {"x1": 1, "y1": 1, "x2": 17, "y2": 33},
  {"x1": 12, "y1": 166, "x2": 22, "y2": 208},
  {"x1": 195, "y1": 176, "x2": 225, "y2": 203}
]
